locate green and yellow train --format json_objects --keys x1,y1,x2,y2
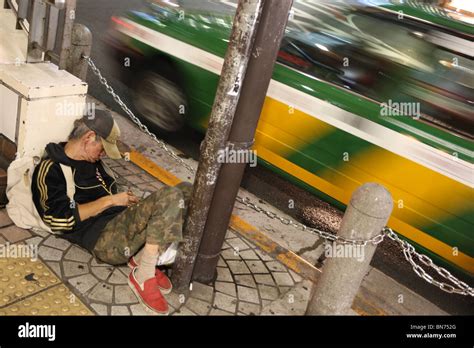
[{"x1": 105, "y1": 0, "x2": 473, "y2": 279}]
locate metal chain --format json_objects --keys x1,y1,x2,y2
[
  {"x1": 84, "y1": 56, "x2": 195, "y2": 174},
  {"x1": 235, "y1": 195, "x2": 385, "y2": 246},
  {"x1": 84, "y1": 55, "x2": 472, "y2": 296},
  {"x1": 384, "y1": 227, "x2": 473, "y2": 296}
]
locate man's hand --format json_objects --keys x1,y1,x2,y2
[{"x1": 111, "y1": 192, "x2": 140, "y2": 207}]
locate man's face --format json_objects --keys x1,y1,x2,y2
[{"x1": 83, "y1": 131, "x2": 106, "y2": 162}]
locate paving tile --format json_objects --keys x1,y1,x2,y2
[
  {"x1": 125, "y1": 175, "x2": 146, "y2": 185},
  {"x1": 255, "y1": 248, "x2": 273, "y2": 261},
  {"x1": 245, "y1": 260, "x2": 269, "y2": 274},
  {"x1": 215, "y1": 281, "x2": 236, "y2": 297},
  {"x1": 64, "y1": 246, "x2": 92, "y2": 263},
  {"x1": 173, "y1": 306, "x2": 197, "y2": 316},
  {"x1": 0, "y1": 225, "x2": 31, "y2": 243},
  {"x1": 63, "y1": 261, "x2": 89, "y2": 277},
  {"x1": 239, "y1": 249, "x2": 259, "y2": 260},
  {"x1": 238, "y1": 301, "x2": 261, "y2": 315},
  {"x1": 43, "y1": 235, "x2": 71, "y2": 250},
  {"x1": 213, "y1": 292, "x2": 237, "y2": 313},
  {"x1": 130, "y1": 303, "x2": 159, "y2": 316},
  {"x1": 137, "y1": 173, "x2": 156, "y2": 183},
  {"x1": 209, "y1": 308, "x2": 234, "y2": 316},
  {"x1": 117, "y1": 266, "x2": 131, "y2": 277},
  {"x1": 273, "y1": 272, "x2": 294, "y2": 287},
  {"x1": 108, "y1": 269, "x2": 128, "y2": 284},
  {"x1": 149, "y1": 181, "x2": 165, "y2": 190},
  {"x1": 111, "y1": 306, "x2": 130, "y2": 316},
  {"x1": 189, "y1": 282, "x2": 214, "y2": 303},
  {"x1": 258, "y1": 284, "x2": 279, "y2": 301},
  {"x1": 68, "y1": 274, "x2": 99, "y2": 294},
  {"x1": 115, "y1": 285, "x2": 139, "y2": 304},
  {"x1": 91, "y1": 258, "x2": 111, "y2": 267},
  {"x1": 38, "y1": 246, "x2": 63, "y2": 261},
  {"x1": 136, "y1": 183, "x2": 154, "y2": 194},
  {"x1": 216, "y1": 267, "x2": 233, "y2": 282},
  {"x1": 227, "y1": 260, "x2": 251, "y2": 275},
  {"x1": 265, "y1": 261, "x2": 287, "y2": 272},
  {"x1": 112, "y1": 167, "x2": 134, "y2": 176},
  {"x1": 25, "y1": 236, "x2": 43, "y2": 247},
  {"x1": 234, "y1": 275, "x2": 256, "y2": 288},
  {"x1": 278, "y1": 286, "x2": 292, "y2": 295},
  {"x1": 254, "y1": 274, "x2": 276, "y2": 286},
  {"x1": 102, "y1": 158, "x2": 122, "y2": 168},
  {"x1": 30, "y1": 229, "x2": 50, "y2": 238},
  {"x1": 220, "y1": 248, "x2": 241, "y2": 261},
  {"x1": 45, "y1": 262, "x2": 62, "y2": 277},
  {"x1": 237, "y1": 286, "x2": 260, "y2": 304},
  {"x1": 123, "y1": 164, "x2": 144, "y2": 174},
  {"x1": 226, "y1": 238, "x2": 251, "y2": 251},
  {"x1": 91, "y1": 303, "x2": 108, "y2": 316},
  {"x1": 89, "y1": 282, "x2": 113, "y2": 303},
  {"x1": 185, "y1": 298, "x2": 212, "y2": 315},
  {"x1": 91, "y1": 266, "x2": 114, "y2": 281},
  {"x1": 217, "y1": 257, "x2": 226, "y2": 267},
  {"x1": 0, "y1": 210, "x2": 13, "y2": 227},
  {"x1": 165, "y1": 291, "x2": 185, "y2": 309},
  {"x1": 225, "y1": 231, "x2": 237, "y2": 239},
  {"x1": 289, "y1": 270, "x2": 303, "y2": 283}
]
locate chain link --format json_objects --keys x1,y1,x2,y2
[
  {"x1": 384, "y1": 227, "x2": 473, "y2": 296},
  {"x1": 84, "y1": 56, "x2": 195, "y2": 174},
  {"x1": 85, "y1": 55, "x2": 473, "y2": 296}
]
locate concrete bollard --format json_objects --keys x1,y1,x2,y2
[
  {"x1": 305, "y1": 183, "x2": 393, "y2": 315},
  {"x1": 66, "y1": 23, "x2": 92, "y2": 81}
]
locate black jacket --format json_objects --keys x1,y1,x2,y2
[{"x1": 31, "y1": 142, "x2": 126, "y2": 251}]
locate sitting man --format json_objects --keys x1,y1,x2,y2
[{"x1": 31, "y1": 109, "x2": 192, "y2": 314}]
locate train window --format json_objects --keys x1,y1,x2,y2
[{"x1": 279, "y1": 1, "x2": 474, "y2": 139}]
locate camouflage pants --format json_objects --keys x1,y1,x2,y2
[{"x1": 93, "y1": 181, "x2": 193, "y2": 265}]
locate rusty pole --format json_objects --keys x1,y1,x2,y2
[
  {"x1": 192, "y1": 0, "x2": 294, "y2": 283},
  {"x1": 58, "y1": 0, "x2": 76, "y2": 69},
  {"x1": 171, "y1": 0, "x2": 266, "y2": 292}
]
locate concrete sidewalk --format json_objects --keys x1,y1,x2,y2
[
  {"x1": 0, "y1": 95, "x2": 449, "y2": 316},
  {"x1": 0, "y1": 157, "x2": 311, "y2": 316}
]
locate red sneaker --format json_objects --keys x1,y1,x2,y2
[
  {"x1": 127, "y1": 256, "x2": 139, "y2": 268},
  {"x1": 127, "y1": 256, "x2": 173, "y2": 294},
  {"x1": 128, "y1": 267, "x2": 169, "y2": 315}
]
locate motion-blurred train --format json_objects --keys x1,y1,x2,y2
[{"x1": 105, "y1": 0, "x2": 474, "y2": 279}]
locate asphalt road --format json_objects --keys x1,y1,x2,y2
[{"x1": 76, "y1": 0, "x2": 472, "y2": 315}]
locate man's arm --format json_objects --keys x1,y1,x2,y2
[
  {"x1": 77, "y1": 192, "x2": 138, "y2": 221},
  {"x1": 77, "y1": 196, "x2": 114, "y2": 221}
]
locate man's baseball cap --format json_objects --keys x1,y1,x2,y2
[{"x1": 83, "y1": 109, "x2": 122, "y2": 159}]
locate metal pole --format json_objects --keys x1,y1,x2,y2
[
  {"x1": 171, "y1": 0, "x2": 266, "y2": 293},
  {"x1": 65, "y1": 23, "x2": 92, "y2": 80},
  {"x1": 305, "y1": 183, "x2": 393, "y2": 315},
  {"x1": 192, "y1": 0, "x2": 293, "y2": 283},
  {"x1": 27, "y1": 0, "x2": 46, "y2": 62},
  {"x1": 58, "y1": 0, "x2": 76, "y2": 69}
]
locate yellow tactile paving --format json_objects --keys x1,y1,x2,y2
[
  {"x1": 0, "y1": 257, "x2": 93, "y2": 315},
  {"x1": 0, "y1": 257, "x2": 59, "y2": 307},
  {"x1": 0, "y1": 285, "x2": 93, "y2": 316}
]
